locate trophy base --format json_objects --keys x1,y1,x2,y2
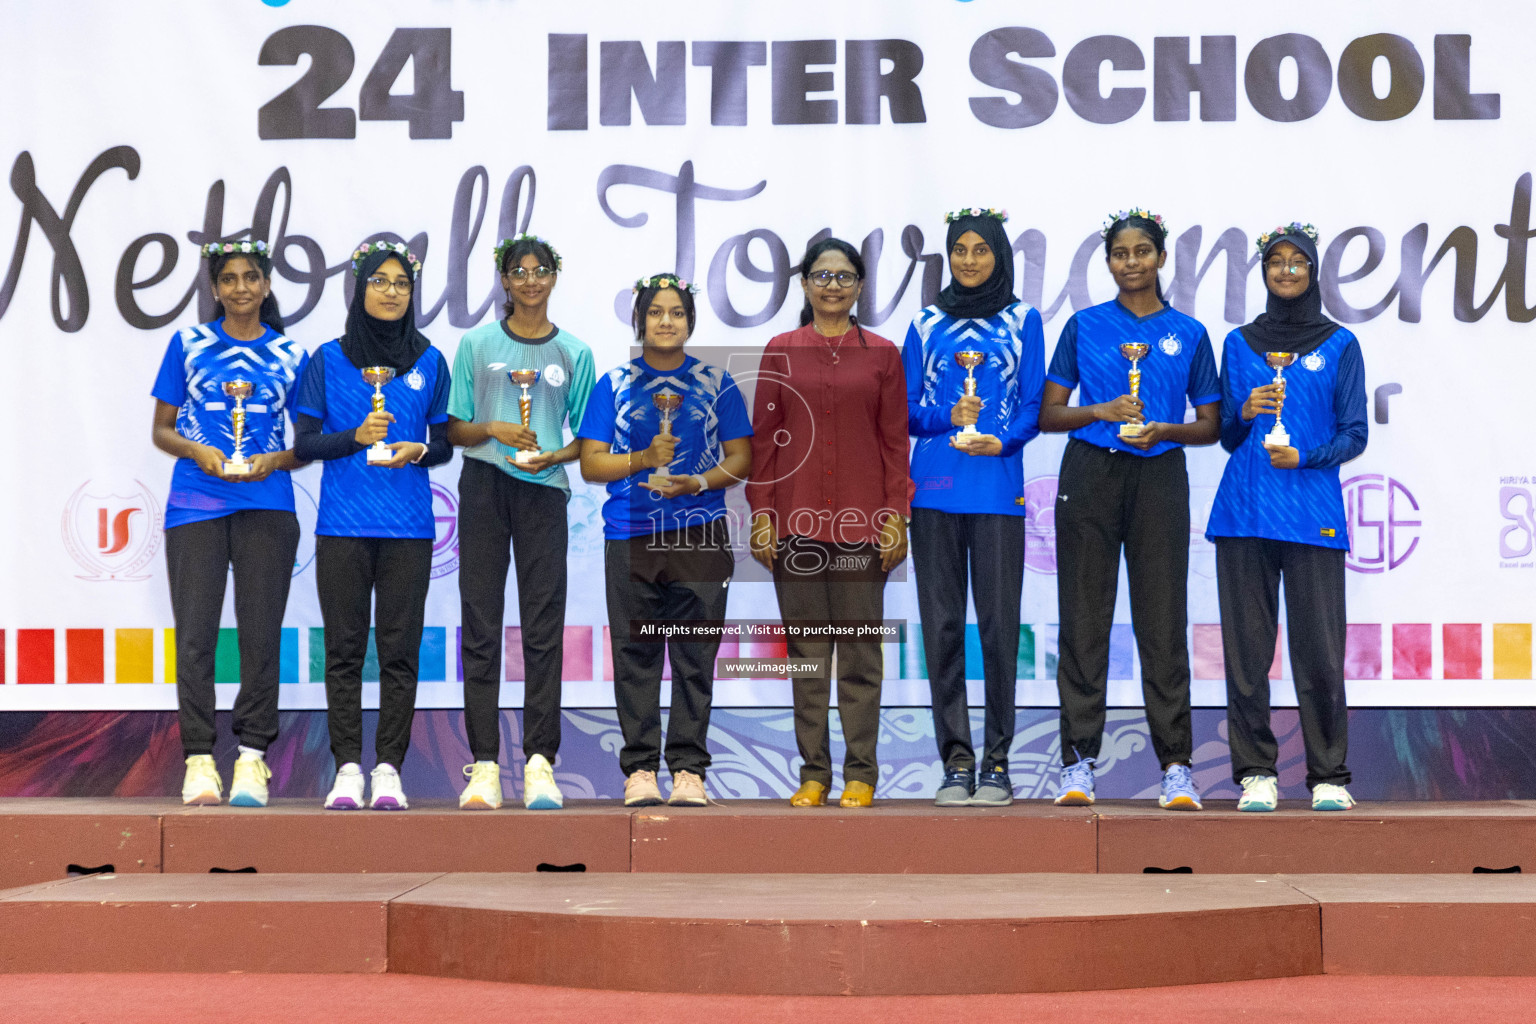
[
  {"x1": 1119, "y1": 423, "x2": 1144, "y2": 439},
  {"x1": 1265, "y1": 429, "x2": 1290, "y2": 448},
  {"x1": 647, "y1": 472, "x2": 673, "y2": 488},
  {"x1": 223, "y1": 460, "x2": 252, "y2": 477},
  {"x1": 514, "y1": 449, "x2": 539, "y2": 465},
  {"x1": 959, "y1": 425, "x2": 979, "y2": 436},
  {"x1": 366, "y1": 444, "x2": 392, "y2": 465}
]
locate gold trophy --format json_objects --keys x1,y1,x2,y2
[
  {"x1": 1264, "y1": 352, "x2": 1298, "y2": 447},
  {"x1": 954, "y1": 350, "x2": 985, "y2": 436},
  {"x1": 648, "y1": 391, "x2": 684, "y2": 487},
  {"x1": 361, "y1": 366, "x2": 396, "y2": 464},
  {"x1": 222, "y1": 380, "x2": 254, "y2": 476},
  {"x1": 507, "y1": 368, "x2": 542, "y2": 465},
  {"x1": 1118, "y1": 342, "x2": 1151, "y2": 439}
]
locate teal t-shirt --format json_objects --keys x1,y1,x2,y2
[{"x1": 448, "y1": 321, "x2": 596, "y2": 496}]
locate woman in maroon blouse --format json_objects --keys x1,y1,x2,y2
[{"x1": 747, "y1": 238, "x2": 911, "y2": 808}]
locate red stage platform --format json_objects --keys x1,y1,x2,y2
[{"x1": 4, "y1": 798, "x2": 1536, "y2": 994}]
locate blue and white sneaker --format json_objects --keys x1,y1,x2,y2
[
  {"x1": 970, "y1": 764, "x2": 1014, "y2": 806},
  {"x1": 1158, "y1": 763, "x2": 1202, "y2": 810},
  {"x1": 1237, "y1": 774, "x2": 1279, "y2": 812},
  {"x1": 1311, "y1": 783, "x2": 1355, "y2": 811},
  {"x1": 1054, "y1": 758, "x2": 1096, "y2": 806},
  {"x1": 933, "y1": 766, "x2": 974, "y2": 807}
]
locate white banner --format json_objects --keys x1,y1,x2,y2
[{"x1": 1, "y1": 1, "x2": 1531, "y2": 709}]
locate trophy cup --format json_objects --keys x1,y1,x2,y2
[
  {"x1": 222, "y1": 380, "x2": 254, "y2": 476},
  {"x1": 1264, "y1": 352, "x2": 1298, "y2": 447},
  {"x1": 1118, "y1": 342, "x2": 1150, "y2": 439},
  {"x1": 507, "y1": 368, "x2": 542, "y2": 465},
  {"x1": 648, "y1": 391, "x2": 684, "y2": 487},
  {"x1": 954, "y1": 350, "x2": 985, "y2": 436},
  {"x1": 361, "y1": 366, "x2": 396, "y2": 464}
]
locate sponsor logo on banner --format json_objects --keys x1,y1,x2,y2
[
  {"x1": 61, "y1": 480, "x2": 163, "y2": 581},
  {"x1": 1023, "y1": 475, "x2": 1057, "y2": 574},
  {"x1": 1343, "y1": 474, "x2": 1421, "y2": 573},
  {"x1": 430, "y1": 481, "x2": 460, "y2": 578},
  {"x1": 1499, "y1": 480, "x2": 1536, "y2": 565},
  {"x1": 1189, "y1": 484, "x2": 1218, "y2": 579},
  {"x1": 292, "y1": 481, "x2": 318, "y2": 577}
]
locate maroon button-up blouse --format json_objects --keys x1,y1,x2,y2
[{"x1": 746, "y1": 323, "x2": 911, "y2": 546}]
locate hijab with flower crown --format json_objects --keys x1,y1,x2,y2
[
  {"x1": 341, "y1": 242, "x2": 432, "y2": 373},
  {"x1": 935, "y1": 207, "x2": 1017, "y2": 320},
  {"x1": 1242, "y1": 224, "x2": 1339, "y2": 356}
]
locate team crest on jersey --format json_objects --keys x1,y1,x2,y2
[
  {"x1": 1158, "y1": 334, "x2": 1182, "y2": 356},
  {"x1": 1302, "y1": 353, "x2": 1326, "y2": 372},
  {"x1": 405, "y1": 368, "x2": 426, "y2": 390},
  {"x1": 544, "y1": 363, "x2": 567, "y2": 387}
]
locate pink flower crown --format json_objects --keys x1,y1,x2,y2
[
  {"x1": 1255, "y1": 222, "x2": 1320, "y2": 253},
  {"x1": 201, "y1": 240, "x2": 269, "y2": 259},
  {"x1": 944, "y1": 207, "x2": 1008, "y2": 224},
  {"x1": 350, "y1": 241, "x2": 422, "y2": 276},
  {"x1": 494, "y1": 233, "x2": 563, "y2": 272},
  {"x1": 632, "y1": 274, "x2": 698, "y2": 295},
  {"x1": 1100, "y1": 208, "x2": 1168, "y2": 240}
]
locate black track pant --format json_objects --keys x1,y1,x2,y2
[
  {"x1": 1215, "y1": 536, "x2": 1350, "y2": 789},
  {"x1": 1054, "y1": 440, "x2": 1193, "y2": 768},
  {"x1": 772, "y1": 537, "x2": 889, "y2": 788},
  {"x1": 910, "y1": 508, "x2": 1025, "y2": 771},
  {"x1": 166, "y1": 510, "x2": 300, "y2": 757},
  {"x1": 606, "y1": 519, "x2": 733, "y2": 779},
  {"x1": 316, "y1": 535, "x2": 431, "y2": 770},
  {"x1": 457, "y1": 458, "x2": 568, "y2": 763}
]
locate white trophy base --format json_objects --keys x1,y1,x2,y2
[
  {"x1": 367, "y1": 444, "x2": 392, "y2": 464},
  {"x1": 514, "y1": 449, "x2": 539, "y2": 465},
  {"x1": 1118, "y1": 422, "x2": 1144, "y2": 439},
  {"x1": 959, "y1": 425, "x2": 979, "y2": 436},
  {"x1": 1265, "y1": 427, "x2": 1290, "y2": 447},
  {"x1": 648, "y1": 472, "x2": 673, "y2": 488},
  {"x1": 223, "y1": 459, "x2": 252, "y2": 477}
]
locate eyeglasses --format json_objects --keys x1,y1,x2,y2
[
  {"x1": 366, "y1": 276, "x2": 413, "y2": 294},
  {"x1": 1264, "y1": 258, "x2": 1311, "y2": 274},
  {"x1": 808, "y1": 270, "x2": 859, "y2": 288},
  {"x1": 509, "y1": 266, "x2": 555, "y2": 281}
]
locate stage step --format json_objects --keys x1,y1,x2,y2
[
  {"x1": 5, "y1": 872, "x2": 1536, "y2": 992},
  {"x1": 4, "y1": 798, "x2": 1535, "y2": 888}
]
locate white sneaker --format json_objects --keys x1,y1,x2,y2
[
  {"x1": 182, "y1": 754, "x2": 223, "y2": 806},
  {"x1": 1237, "y1": 774, "x2": 1279, "y2": 812},
  {"x1": 459, "y1": 761, "x2": 503, "y2": 810},
  {"x1": 370, "y1": 763, "x2": 408, "y2": 810},
  {"x1": 324, "y1": 763, "x2": 365, "y2": 810},
  {"x1": 523, "y1": 753, "x2": 564, "y2": 809},
  {"x1": 1311, "y1": 783, "x2": 1356, "y2": 811},
  {"x1": 229, "y1": 753, "x2": 271, "y2": 807}
]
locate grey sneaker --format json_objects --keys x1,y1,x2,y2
[
  {"x1": 970, "y1": 764, "x2": 1014, "y2": 806},
  {"x1": 934, "y1": 766, "x2": 974, "y2": 807}
]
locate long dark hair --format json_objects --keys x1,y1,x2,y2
[
  {"x1": 632, "y1": 274, "x2": 698, "y2": 341},
  {"x1": 499, "y1": 237, "x2": 561, "y2": 319},
  {"x1": 1103, "y1": 214, "x2": 1168, "y2": 302},
  {"x1": 208, "y1": 251, "x2": 284, "y2": 333},
  {"x1": 797, "y1": 237, "x2": 869, "y2": 347}
]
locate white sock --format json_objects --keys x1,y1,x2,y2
[{"x1": 237, "y1": 745, "x2": 265, "y2": 761}]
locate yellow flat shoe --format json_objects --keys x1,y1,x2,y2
[
  {"x1": 789, "y1": 780, "x2": 827, "y2": 807},
  {"x1": 838, "y1": 780, "x2": 874, "y2": 807}
]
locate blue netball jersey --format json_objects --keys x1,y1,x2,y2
[
  {"x1": 902, "y1": 302, "x2": 1045, "y2": 516},
  {"x1": 1047, "y1": 300, "x2": 1220, "y2": 458},
  {"x1": 576, "y1": 354, "x2": 752, "y2": 541},
  {"x1": 1205, "y1": 327, "x2": 1368, "y2": 549},
  {"x1": 151, "y1": 320, "x2": 308, "y2": 529},
  {"x1": 294, "y1": 340, "x2": 450, "y2": 539}
]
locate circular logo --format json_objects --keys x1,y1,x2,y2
[
  {"x1": 1302, "y1": 353, "x2": 1326, "y2": 372},
  {"x1": 1343, "y1": 474, "x2": 1421, "y2": 573},
  {"x1": 430, "y1": 482, "x2": 460, "y2": 578},
  {"x1": 405, "y1": 368, "x2": 426, "y2": 391},
  {"x1": 291, "y1": 481, "x2": 318, "y2": 577},
  {"x1": 61, "y1": 479, "x2": 163, "y2": 581},
  {"x1": 544, "y1": 363, "x2": 567, "y2": 388},
  {"x1": 1158, "y1": 334, "x2": 1182, "y2": 357},
  {"x1": 1023, "y1": 475, "x2": 1058, "y2": 574}
]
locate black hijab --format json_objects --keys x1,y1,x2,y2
[
  {"x1": 935, "y1": 211, "x2": 1017, "y2": 320},
  {"x1": 341, "y1": 246, "x2": 431, "y2": 373},
  {"x1": 1242, "y1": 228, "x2": 1339, "y2": 357}
]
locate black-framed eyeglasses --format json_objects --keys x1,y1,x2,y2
[
  {"x1": 509, "y1": 266, "x2": 555, "y2": 281},
  {"x1": 366, "y1": 276, "x2": 413, "y2": 294},
  {"x1": 1264, "y1": 258, "x2": 1311, "y2": 273},
  {"x1": 808, "y1": 270, "x2": 859, "y2": 288}
]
